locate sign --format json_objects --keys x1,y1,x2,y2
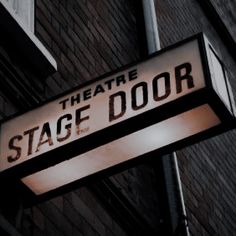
[{"x1": 0, "y1": 34, "x2": 235, "y2": 197}]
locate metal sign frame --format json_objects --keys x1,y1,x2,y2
[{"x1": 0, "y1": 33, "x2": 235, "y2": 203}]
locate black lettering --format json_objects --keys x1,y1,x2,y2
[
  {"x1": 93, "y1": 84, "x2": 105, "y2": 97},
  {"x1": 153, "y1": 72, "x2": 171, "y2": 101},
  {"x1": 7, "y1": 135, "x2": 23, "y2": 163},
  {"x1": 109, "y1": 91, "x2": 126, "y2": 122},
  {"x1": 83, "y1": 89, "x2": 92, "y2": 100},
  {"x1": 36, "y1": 122, "x2": 53, "y2": 152},
  {"x1": 76, "y1": 105, "x2": 90, "y2": 135},
  {"x1": 116, "y1": 75, "x2": 126, "y2": 86},
  {"x1": 104, "y1": 78, "x2": 115, "y2": 90},
  {"x1": 57, "y1": 114, "x2": 72, "y2": 142},
  {"x1": 128, "y1": 69, "x2": 138, "y2": 81},
  {"x1": 71, "y1": 93, "x2": 81, "y2": 106},
  {"x1": 59, "y1": 98, "x2": 69, "y2": 110},
  {"x1": 175, "y1": 62, "x2": 194, "y2": 94},
  {"x1": 131, "y1": 82, "x2": 148, "y2": 110},
  {"x1": 24, "y1": 126, "x2": 39, "y2": 156}
]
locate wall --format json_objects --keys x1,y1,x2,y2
[
  {"x1": 35, "y1": 0, "x2": 140, "y2": 97},
  {"x1": 210, "y1": 0, "x2": 236, "y2": 40},
  {"x1": 155, "y1": 0, "x2": 236, "y2": 235}
]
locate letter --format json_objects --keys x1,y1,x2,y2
[
  {"x1": 76, "y1": 105, "x2": 90, "y2": 135},
  {"x1": 59, "y1": 98, "x2": 69, "y2": 110},
  {"x1": 175, "y1": 62, "x2": 194, "y2": 94},
  {"x1": 153, "y1": 72, "x2": 171, "y2": 101},
  {"x1": 24, "y1": 126, "x2": 39, "y2": 156},
  {"x1": 116, "y1": 75, "x2": 126, "y2": 87},
  {"x1": 83, "y1": 89, "x2": 92, "y2": 100},
  {"x1": 109, "y1": 91, "x2": 126, "y2": 122},
  {"x1": 71, "y1": 93, "x2": 81, "y2": 106},
  {"x1": 128, "y1": 69, "x2": 138, "y2": 81},
  {"x1": 131, "y1": 82, "x2": 148, "y2": 110},
  {"x1": 93, "y1": 84, "x2": 105, "y2": 97},
  {"x1": 36, "y1": 122, "x2": 53, "y2": 152},
  {"x1": 7, "y1": 135, "x2": 23, "y2": 163},
  {"x1": 57, "y1": 114, "x2": 72, "y2": 142},
  {"x1": 104, "y1": 78, "x2": 115, "y2": 90}
]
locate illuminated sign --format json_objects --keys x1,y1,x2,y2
[{"x1": 0, "y1": 34, "x2": 235, "y2": 198}]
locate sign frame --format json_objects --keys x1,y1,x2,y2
[{"x1": 0, "y1": 33, "x2": 235, "y2": 203}]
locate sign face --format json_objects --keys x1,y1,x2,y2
[
  {"x1": 0, "y1": 34, "x2": 235, "y2": 197},
  {"x1": 0, "y1": 39, "x2": 205, "y2": 172}
]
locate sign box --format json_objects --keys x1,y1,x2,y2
[{"x1": 0, "y1": 34, "x2": 235, "y2": 198}]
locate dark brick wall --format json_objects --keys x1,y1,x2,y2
[
  {"x1": 210, "y1": 0, "x2": 236, "y2": 40},
  {"x1": 22, "y1": 188, "x2": 129, "y2": 236},
  {"x1": 156, "y1": 0, "x2": 236, "y2": 235},
  {"x1": 35, "y1": 0, "x2": 140, "y2": 99},
  {"x1": 110, "y1": 162, "x2": 163, "y2": 230}
]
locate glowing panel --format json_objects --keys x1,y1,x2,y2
[{"x1": 22, "y1": 104, "x2": 220, "y2": 195}]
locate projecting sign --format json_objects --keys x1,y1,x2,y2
[{"x1": 0, "y1": 34, "x2": 235, "y2": 197}]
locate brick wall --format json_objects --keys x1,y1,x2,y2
[
  {"x1": 209, "y1": 0, "x2": 236, "y2": 40},
  {"x1": 22, "y1": 188, "x2": 128, "y2": 236},
  {"x1": 156, "y1": 0, "x2": 236, "y2": 235},
  {"x1": 35, "y1": 0, "x2": 140, "y2": 99}
]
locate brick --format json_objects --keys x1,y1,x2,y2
[
  {"x1": 63, "y1": 199, "x2": 83, "y2": 231},
  {"x1": 50, "y1": 0, "x2": 59, "y2": 10},
  {"x1": 36, "y1": 22, "x2": 52, "y2": 49},
  {"x1": 36, "y1": 0, "x2": 52, "y2": 23},
  {"x1": 71, "y1": 192, "x2": 106, "y2": 235},
  {"x1": 39, "y1": 202, "x2": 73, "y2": 236},
  {"x1": 82, "y1": 219, "x2": 99, "y2": 236},
  {"x1": 69, "y1": 48, "x2": 88, "y2": 70},
  {"x1": 75, "y1": 20, "x2": 94, "y2": 44},
  {"x1": 51, "y1": 40, "x2": 61, "y2": 58},
  {"x1": 45, "y1": 218, "x2": 64, "y2": 236},
  {"x1": 66, "y1": 50, "x2": 91, "y2": 80},
  {"x1": 51, "y1": 17, "x2": 60, "y2": 33},
  {"x1": 50, "y1": 3, "x2": 67, "y2": 29},
  {"x1": 37, "y1": 8, "x2": 67, "y2": 53},
  {"x1": 33, "y1": 227, "x2": 44, "y2": 236},
  {"x1": 72, "y1": 226, "x2": 83, "y2": 236},
  {"x1": 33, "y1": 207, "x2": 45, "y2": 231},
  {"x1": 51, "y1": 196, "x2": 63, "y2": 212},
  {"x1": 60, "y1": 52, "x2": 74, "y2": 74},
  {"x1": 73, "y1": 23, "x2": 90, "y2": 47},
  {"x1": 87, "y1": 21, "x2": 100, "y2": 40},
  {"x1": 75, "y1": 44, "x2": 96, "y2": 68},
  {"x1": 72, "y1": 2, "x2": 89, "y2": 26},
  {"x1": 75, "y1": 0, "x2": 91, "y2": 21},
  {"x1": 74, "y1": 188, "x2": 114, "y2": 229},
  {"x1": 87, "y1": 1, "x2": 99, "y2": 20},
  {"x1": 59, "y1": 3, "x2": 73, "y2": 25},
  {"x1": 60, "y1": 28, "x2": 74, "y2": 51}
]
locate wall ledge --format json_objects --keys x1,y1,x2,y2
[{"x1": 0, "y1": 1, "x2": 57, "y2": 78}]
